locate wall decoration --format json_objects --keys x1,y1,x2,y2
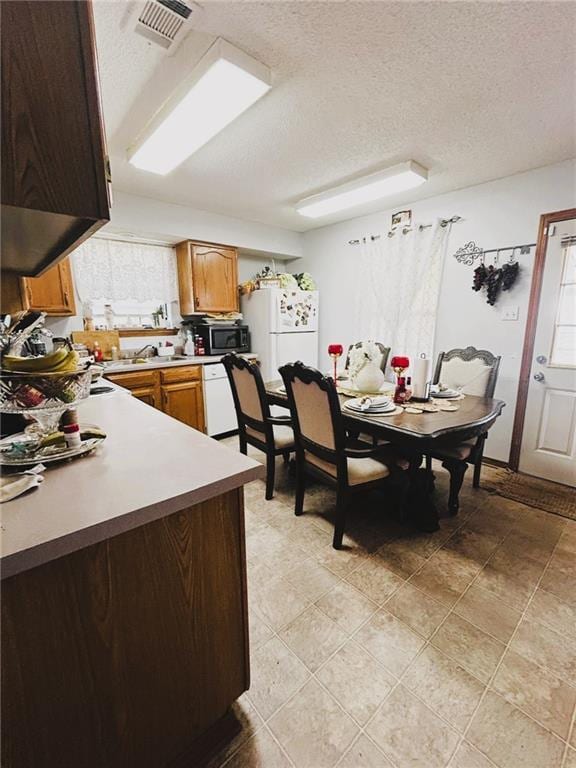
[
  {"x1": 471, "y1": 257, "x2": 520, "y2": 305},
  {"x1": 391, "y1": 209, "x2": 412, "y2": 229},
  {"x1": 452, "y1": 240, "x2": 532, "y2": 306}
]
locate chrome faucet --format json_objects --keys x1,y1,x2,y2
[{"x1": 133, "y1": 343, "x2": 156, "y2": 359}]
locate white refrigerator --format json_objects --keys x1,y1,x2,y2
[{"x1": 241, "y1": 288, "x2": 319, "y2": 381}]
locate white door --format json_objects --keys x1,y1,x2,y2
[
  {"x1": 271, "y1": 332, "x2": 319, "y2": 379},
  {"x1": 520, "y1": 220, "x2": 576, "y2": 486}
]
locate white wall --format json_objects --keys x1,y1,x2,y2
[
  {"x1": 297, "y1": 159, "x2": 576, "y2": 462},
  {"x1": 106, "y1": 191, "x2": 302, "y2": 258},
  {"x1": 46, "y1": 190, "x2": 303, "y2": 341}
]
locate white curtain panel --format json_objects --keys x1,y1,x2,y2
[
  {"x1": 72, "y1": 238, "x2": 179, "y2": 303},
  {"x1": 354, "y1": 220, "x2": 449, "y2": 362}
]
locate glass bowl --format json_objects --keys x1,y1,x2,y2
[{"x1": 0, "y1": 368, "x2": 92, "y2": 413}]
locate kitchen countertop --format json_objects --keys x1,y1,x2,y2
[
  {"x1": 103, "y1": 353, "x2": 257, "y2": 374},
  {"x1": 0, "y1": 391, "x2": 263, "y2": 579}
]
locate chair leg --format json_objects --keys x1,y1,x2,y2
[
  {"x1": 332, "y1": 491, "x2": 348, "y2": 549},
  {"x1": 282, "y1": 451, "x2": 290, "y2": 465},
  {"x1": 265, "y1": 453, "x2": 276, "y2": 500},
  {"x1": 295, "y1": 457, "x2": 306, "y2": 516},
  {"x1": 239, "y1": 434, "x2": 247, "y2": 455},
  {"x1": 425, "y1": 454, "x2": 432, "y2": 472}
]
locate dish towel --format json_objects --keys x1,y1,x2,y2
[{"x1": 0, "y1": 465, "x2": 45, "y2": 503}]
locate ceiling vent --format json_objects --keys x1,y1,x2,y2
[{"x1": 132, "y1": 0, "x2": 199, "y2": 53}]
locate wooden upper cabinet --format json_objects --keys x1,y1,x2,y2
[
  {"x1": 1, "y1": 1, "x2": 110, "y2": 276},
  {"x1": 176, "y1": 241, "x2": 239, "y2": 315},
  {"x1": 1, "y1": 259, "x2": 77, "y2": 316},
  {"x1": 25, "y1": 260, "x2": 76, "y2": 315}
]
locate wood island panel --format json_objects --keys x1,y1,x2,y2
[{"x1": 1, "y1": 488, "x2": 249, "y2": 768}]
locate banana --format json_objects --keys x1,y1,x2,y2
[
  {"x1": 2, "y1": 347, "x2": 70, "y2": 372},
  {"x1": 2, "y1": 348, "x2": 82, "y2": 373},
  {"x1": 47, "y1": 350, "x2": 80, "y2": 372}
]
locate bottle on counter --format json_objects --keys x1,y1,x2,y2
[
  {"x1": 60, "y1": 409, "x2": 82, "y2": 449},
  {"x1": 104, "y1": 304, "x2": 115, "y2": 330},
  {"x1": 196, "y1": 335, "x2": 205, "y2": 356},
  {"x1": 184, "y1": 331, "x2": 195, "y2": 357},
  {"x1": 93, "y1": 341, "x2": 103, "y2": 363},
  {"x1": 110, "y1": 345, "x2": 119, "y2": 361}
]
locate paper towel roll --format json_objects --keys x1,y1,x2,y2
[{"x1": 413, "y1": 355, "x2": 431, "y2": 399}]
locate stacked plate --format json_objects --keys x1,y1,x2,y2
[
  {"x1": 430, "y1": 386, "x2": 461, "y2": 399},
  {"x1": 344, "y1": 396, "x2": 396, "y2": 414}
]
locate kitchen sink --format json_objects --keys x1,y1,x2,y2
[{"x1": 105, "y1": 355, "x2": 189, "y2": 368}]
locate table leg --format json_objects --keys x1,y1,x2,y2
[
  {"x1": 406, "y1": 453, "x2": 439, "y2": 532},
  {"x1": 441, "y1": 459, "x2": 468, "y2": 515}
]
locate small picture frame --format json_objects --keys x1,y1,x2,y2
[
  {"x1": 391, "y1": 209, "x2": 412, "y2": 229},
  {"x1": 258, "y1": 277, "x2": 282, "y2": 289}
]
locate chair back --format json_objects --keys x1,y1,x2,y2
[
  {"x1": 345, "y1": 341, "x2": 390, "y2": 373},
  {"x1": 433, "y1": 346, "x2": 501, "y2": 398},
  {"x1": 279, "y1": 362, "x2": 347, "y2": 469},
  {"x1": 222, "y1": 354, "x2": 271, "y2": 441}
]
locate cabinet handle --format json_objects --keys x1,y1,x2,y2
[{"x1": 194, "y1": 296, "x2": 199, "y2": 308}]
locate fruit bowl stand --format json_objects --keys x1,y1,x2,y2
[{"x1": 0, "y1": 368, "x2": 93, "y2": 464}]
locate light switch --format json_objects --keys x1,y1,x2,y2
[{"x1": 502, "y1": 305, "x2": 519, "y2": 321}]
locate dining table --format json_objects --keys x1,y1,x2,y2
[{"x1": 264, "y1": 379, "x2": 505, "y2": 527}]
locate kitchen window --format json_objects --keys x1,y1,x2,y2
[{"x1": 72, "y1": 237, "x2": 180, "y2": 329}]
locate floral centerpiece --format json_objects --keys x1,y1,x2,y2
[
  {"x1": 239, "y1": 268, "x2": 316, "y2": 296},
  {"x1": 348, "y1": 341, "x2": 385, "y2": 393}
]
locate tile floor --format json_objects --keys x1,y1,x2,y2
[{"x1": 212, "y1": 440, "x2": 576, "y2": 768}]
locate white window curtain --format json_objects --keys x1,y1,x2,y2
[
  {"x1": 354, "y1": 220, "x2": 449, "y2": 363},
  {"x1": 72, "y1": 238, "x2": 179, "y2": 304}
]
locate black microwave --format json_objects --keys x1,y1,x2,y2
[{"x1": 194, "y1": 324, "x2": 250, "y2": 355}]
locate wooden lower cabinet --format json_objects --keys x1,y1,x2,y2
[
  {"x1": 131, "y1": 386, "x2": 158, "y2": 409},
  {"x1": 1, "y1": 488, "x2": 249, "y2": 768},
  {"x1": 161, "y1": 380, "x2": 205, "y2": 432},
  {"x1": 106, "y1": 366, "x2": 205, "y2": 432}
]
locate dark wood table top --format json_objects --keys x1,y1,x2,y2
[{"x1": 265, "y1": 380, "x2": 505, "y2": 448}]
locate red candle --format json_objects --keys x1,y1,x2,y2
[
  {"x1": 328, "y1": 344, "x2": 343, "y2": 381},
  {"x1": 390, "y1": 356, "x2": 410, "y2": 370}
]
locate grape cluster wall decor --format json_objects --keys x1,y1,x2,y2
[
  {"x1": 453, "y1": 241, "x2": 534, "y2": 307},
  {"x1": 472, "y1": 260, "x2": 520, "y2": 305}
]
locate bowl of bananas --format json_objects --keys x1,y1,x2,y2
[{"x1": 0, "y1": 346, "x2": 91, "y2": 413}]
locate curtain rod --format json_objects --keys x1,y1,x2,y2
[
  {"x1": 92, "y1": 233, "x2": 176, "y2": 248},
  {"x1": 348, "y1": 215, "x2": 462, "y2": 245}
]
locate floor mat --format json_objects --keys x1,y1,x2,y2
[{"x1": 496, "y1": 471, "x2": 576, "y2": 520}]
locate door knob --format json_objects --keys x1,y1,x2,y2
[
  {"x1": 536, "y1": 355, "x2": 547, "y2": 364},
  {"x1": 533, "y1": 372, "x2": 545, "y2": 382}
]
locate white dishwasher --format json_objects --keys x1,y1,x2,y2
[{"x1": 203, "y1": 363, "x2": 238, "y2": 437}]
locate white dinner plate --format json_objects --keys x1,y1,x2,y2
[
  {"x1": 344, "y1": 398, "x2": 396, "y2": 414},
  {"x1": 430, "y1": 388, "x2": 460, "y2": 398}
]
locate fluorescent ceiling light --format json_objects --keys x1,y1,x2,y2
[
  {"x1": 296, "y1": 161, "x2": 428, "y2": 218},
  {"x1": 128, "y1": 39, "x2": 271, "y2": 175}
]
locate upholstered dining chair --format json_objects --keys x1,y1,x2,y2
[
  {"x1": 345, "y1": 341, "x2": 391, "y2": 373},
  {"x1": 223, "y1": 353, "x2": 295, "y2": 500},
  {"x1": 426, "y1": 346, "x2": 501, "y2": 504},
  {"x1": 279, "y1": 361, "x2": 409, "y2": 549}
]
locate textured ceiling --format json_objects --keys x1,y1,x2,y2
[{"x1": 93, "y1": 0, "x2": 576, "y2": 231}]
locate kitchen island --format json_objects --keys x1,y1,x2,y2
[{"x1": 1, "y1": 391, "x2": 264, "y2": 768}]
